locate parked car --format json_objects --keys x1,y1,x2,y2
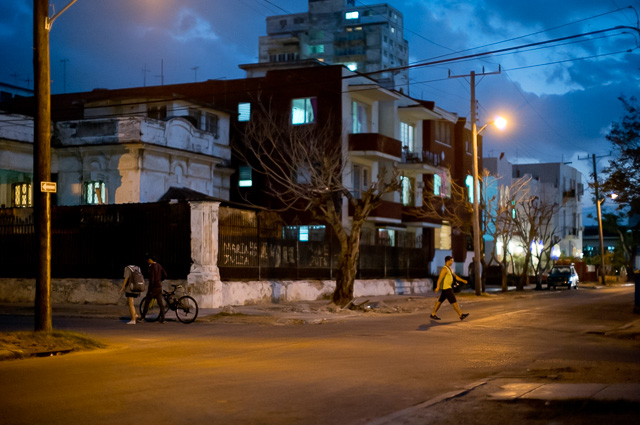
[{"x1": 547, "y1": 264, "x2": 579, "y2": 290}]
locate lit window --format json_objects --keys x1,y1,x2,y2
[
  {"x1": 239, "y1": 166, "x2": 252, "y2": 187},
  {"x1": 238, "y1": 102, "x2": 251, "y2": 122},
  {"x1": 84, "y1": 181, "x2": 106, "y2": 205},
  {"x1": 12, "y1": 182, "x2": 32, "y2": 207},
  {"x1": 291, "y1": 97, "x2": 316, "y2": 125},
  {"x1": 433, "y1": 174, "x2": 441, "y2": 196},
  {"x1": 299, "y1": 226, "x2": 309, "y2": 242},
  {"x1": 465, "y1": 175, "x2": 473, "y2": 203},
  {"x1": 352, "y1": 101, "x2": 367, "y2": 133},
  {"x1": 401, "y1": 177, "x2": 413, "y2": 206},
  {"x1": 400, "y1": 122, "x2": 414, "y2": 152},
  {"x1": 345, "y1": 11, "x2": 359, "y2": 20},
  {"x1": 309, "y1": 44, "x2": 325, "y2": 54}
]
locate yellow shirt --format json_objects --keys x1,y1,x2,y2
[{"x1": 441, "y1": 266, "x2": 454, "y2": 290}]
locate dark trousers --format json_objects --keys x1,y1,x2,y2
[{"x1": 142, "y1": 290, "x2": 165, "y2": 322}]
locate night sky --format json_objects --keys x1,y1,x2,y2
[{"x1": 1, "y1": 0, "x2": 639, "y2": 222}]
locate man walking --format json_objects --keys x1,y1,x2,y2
[
  {"x1": 431, "y1": 256, "x2": 470, "y2": 321},
  {"x1": 141, "y1": 254, "x2": 167, "y2": 323}
]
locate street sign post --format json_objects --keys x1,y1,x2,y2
[{"x1": 40, "y1": 181, "x2": 57, "y2": 193}]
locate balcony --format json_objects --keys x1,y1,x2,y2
[
  {"x1": 349, "y1": 200, "x2": 402, "y2": 222},
  {"x1": 402, "y1": 206, "x2": 442, "y2": 227},
  {"x1": 397, "y1": 148, "x2": 442, "y2": 175},
  {"x1": 348, "y1": 133, "x2": 402, "y2": 160}
]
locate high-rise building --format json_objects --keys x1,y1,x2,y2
[{"x1": 254, "y1": 0, "x2": 409, "y2": 93}]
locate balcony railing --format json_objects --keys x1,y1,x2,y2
[
  {"x1": 349, "y1": 133, "x2": 402, "y2": 158},
  {"x1": 401, "y1": 147, "x2": 441, "y2": 167},
  {"x1": 348, "y1": 200, "x2": 402, "y2": 221}
]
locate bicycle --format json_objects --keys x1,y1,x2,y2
[{"x1": 138, "y1": 284, "x2": 199, "y2": 324}]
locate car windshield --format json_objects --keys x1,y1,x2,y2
[{"x1": 551, "y1": 267, "x2": 570, "y2": 274}]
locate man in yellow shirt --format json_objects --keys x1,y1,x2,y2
[{"x1": 430, "y1": 256, "x2": 470, "y2": 321}]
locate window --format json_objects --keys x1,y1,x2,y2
[
  {"x1": 465, "y1": 175, "x2": 474, "y2": 203},
  {"x1": 433, "y1": 174, "x2": 441, "y2": 196},
  {"x1": 352, "y1": 101, "x2": 367, "y2": 133},
  {"x1": 435, "y1": 121, "x2": 451, "y2": 145},
  {"x1": 238, "y1": 103, "x2": 251, "y2": 122},
  {"x1": 284, "y1": 225, "x2": 326, "y2": 242},
  {"x1": 238, "y1": 166, "x2": 252, "y2": 187},
  {"x1": 12, "y1": 182, "x2": 32, "y2": 207},
  {"x1": 345, "y1": 11, "x2": 359, "y2": 20},
  {"x1": 400, "y1": 122, "x2": 414, "y2": 152},
  {"x1": 188, "y1": 107, "x2": 202, "y2": 128},
  {"x1": 401, "y1": 176, "x2": 413, "y2": 206},
  {"x1": 345, "y1": 62, "x2": 358, "y2": 71},
  {"x1": 352, "y1": 164, "x2": 369, "y2": 199},
  {"x1": 291, "y1": 97, "x2": 317, "y2": 125},
  {"x1": 148, "y1": 104, "x2": 167, "y2": 120},
  {"x1": 296, "y1": 164, "x2": 311, "y2": 184},
  {"x1": 309, "y1": 44, "x2": 325, "y2": 54},
  {"x1": 378, "y1": 228, "x2": 396, "y2": 246},
  {"x1": 84, "y1": 181, "x2": 106, "y2": 205},
  {"x1": 204, "y1": 113, "x2": 219, "y2": 138}
]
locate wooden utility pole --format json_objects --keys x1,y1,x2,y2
[
  {"x1": 449, "y1": 68, "x2": 501, "y2": 295},
  {"x1": 33, "y1": 0, "x2": 79, "y2": 332},
  {"x1": 34, "y1": 0, "x2": 52, "y2": 333}
]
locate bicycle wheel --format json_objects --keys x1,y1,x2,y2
[
  {"x1": 138, "y1": 295, "x2": 162, "y2": 322},
  {"x1": 175, "y1": 295, "x2": 198, "y2": 323}
]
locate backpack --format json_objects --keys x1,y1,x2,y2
[{"x1": 128, "y1": 266, "x2": 145, "y2": 292}]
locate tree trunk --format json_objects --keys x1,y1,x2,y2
[
  {"x1": 332, "y1": 234, "x2": 361, "y2": 307},
  {"x1": 519, "y1": 252, "x2": 531, "y2": 291}
]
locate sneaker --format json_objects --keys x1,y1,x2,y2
[
  {"x1": 430, "y1": 314, "x2": 441, "y2": 320},
  {"x1": 460, "y1": 313, "x2": 469, "y2": 321},
  {"x1": 126, "y1": 320, "x2": 136, "y2": 325}
]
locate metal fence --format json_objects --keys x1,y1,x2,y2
[
  {"x1": 0, "y1": 203, "x2": 191, "y2": 279},
  {"x1": 217, "y1": 207, "x2": 429, "y2": 280},
  {"x1": 0, "y1": 203, "x2": 429, "y2": 281}
]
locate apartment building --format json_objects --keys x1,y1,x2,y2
[{"x1": 255, "y1": 0, "x2": 409, "y2": 92}]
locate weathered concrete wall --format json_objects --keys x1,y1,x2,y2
[{"x1": 0, "y1": 278, "x2": 432, "y2": 308}]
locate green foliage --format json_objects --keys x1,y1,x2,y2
[{"x1": 602, "y1": 95, "x2": 640, "y2": 216}]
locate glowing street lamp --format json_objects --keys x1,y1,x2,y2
[{"x1": 471, "y1": 115, "x2": 507, "y2": 295}]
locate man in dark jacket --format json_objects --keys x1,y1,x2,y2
[{"x1": 141, "y1": 254, "x2": 168, "y2": 323}]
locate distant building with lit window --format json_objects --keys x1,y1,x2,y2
[
  {"x1": 0, "y1": 89, "x2": 233, "y2": 207},
  {"x1": 248, "y1": 0, "x2": 409, "y2": 93}
]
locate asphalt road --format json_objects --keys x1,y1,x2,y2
[{"x1": 1, "y1": 286, "x2": 638, "y2": 425}]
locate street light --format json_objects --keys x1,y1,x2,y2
[
  {"x1": 596, "y1": 193, "x2": 616, "y2": 286},
  {"x1": 471, "y1": 116, "x2": 507, "y2": 295}
]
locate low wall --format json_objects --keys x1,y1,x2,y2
[{"x1": 0, "y1": 278, "x2": 433, "y2": 308}]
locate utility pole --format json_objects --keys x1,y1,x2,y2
[
  {"x1": 191, "y1": 66, "x2": 199, "y2": 82},
  {"x1": 579, "y1": 152, "x2": 611, "y2": 286},
  {"x1": 33, "y1": 0, "x2": 79, "y2": 333},
  {"x1": 449, "y1": 67, "x2": 501, "y2": 295},
  {"x1": 142, "y1": 63, "x2": 150, "y2": 87},
  {"x1": 34, "y1": 0, "x2": 52, "y2": 332}
]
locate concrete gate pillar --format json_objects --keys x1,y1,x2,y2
[{"x1": 187, "y1": 201, "x2": 222, "y2": 308}]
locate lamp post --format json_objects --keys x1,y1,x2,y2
[
  {"x1": 471, "y1": 116, "x2": 507, "y2": 296},
  {"x1": 595, "y1": 194, "x2": 617, "y2": 286}
]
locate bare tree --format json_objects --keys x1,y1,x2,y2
[
  {"x1": 486, "y1": 175, "x2": 531, "y2": 292},
  {"x1": 235, "y1": 102, "x2": 401, "y2": 306},
  {"x1": 512, "y1": 193, "x2": 559, "y2": 290}
]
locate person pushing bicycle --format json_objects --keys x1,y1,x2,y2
[{"x1": 140, "y1": 253, "x2": 167, "y2": 324}]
